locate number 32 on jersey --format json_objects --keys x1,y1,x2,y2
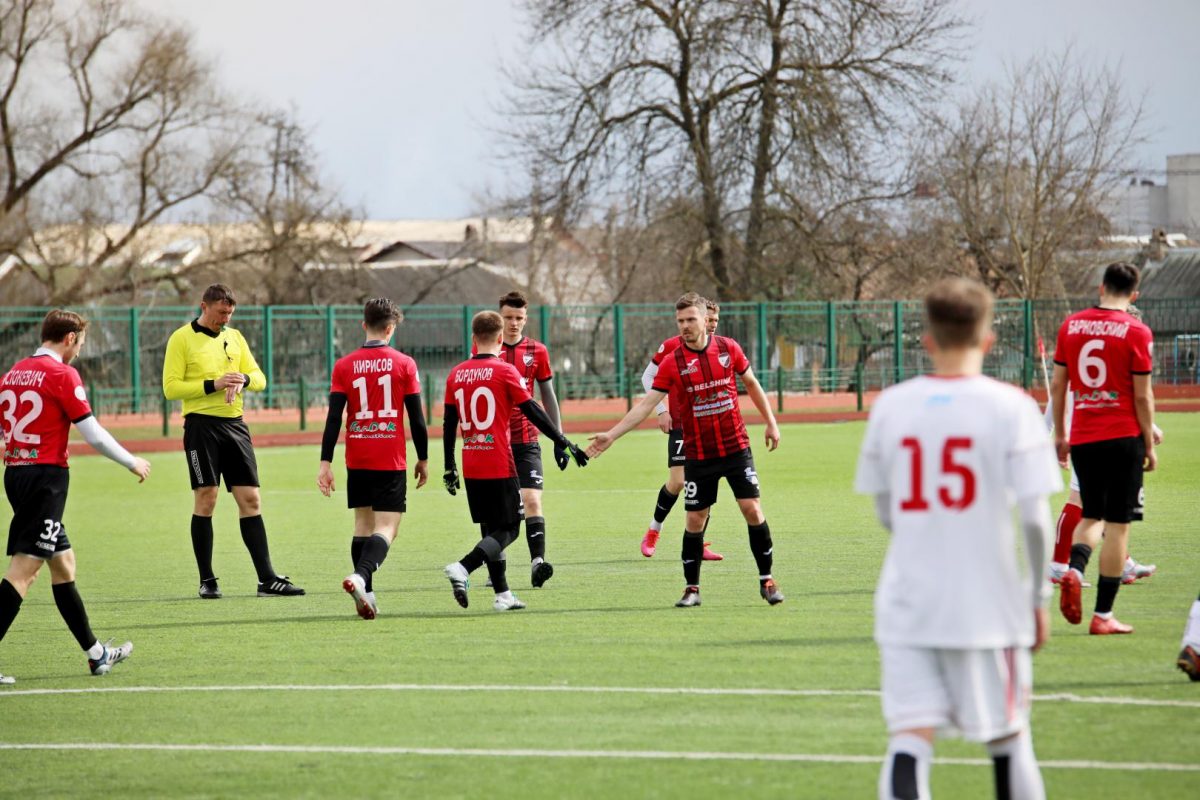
[{"x1": 899, "y1": 437, "x2": 976, "y2": 511}]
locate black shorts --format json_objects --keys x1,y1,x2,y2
[
  {"x1": 5, "y1": 465, "x2": 72, "y2": 559},
  {"x1": 684, "y1": 449, "x2": 761, "y2": 511},
  {"x1": 512, "y1": 442, "x2": 544, "y2": 490},
  {"x1": 183, "y1": 414, "x2": 259, "y2": 491},
  {"x1": 1071, "y1": 436, "x2": 1144, "y2": 524},
  {"x1": 667, "y1": 428, "x2": 685, "y2": 467},
  {"x1": 346, "y1": 469, "x2": 407, "y2": 512},
  {"x1": 464, "y1": 477, "x2": 524, "y2": 526}
]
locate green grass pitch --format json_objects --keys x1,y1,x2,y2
[{"x1": 1, "y1": 416, "x2": 1198, "y2": 798}]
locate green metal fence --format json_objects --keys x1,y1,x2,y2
[{"x1": 2, "y1": 298, "x2": 1198, "y2": 416}]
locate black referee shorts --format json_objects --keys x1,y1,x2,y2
[
  {"x1": 464, "y1": 477, "x2": 524, "y2": 527},
  {"x1": 1071, "y1": 436, "x2": 1144, "y2": 524},
  {"x1": 5, "y1": 465, "x2": 72, "y2": 559},
  {"x1": 346, "y1": 468, "x2": 407, "y2": 512},
  {"x1": 183, "y1": 414, "x2": 259, "y2": 491}
]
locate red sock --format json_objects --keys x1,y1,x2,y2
[{"x1": 1054, "y1": 502, "x2": 1082, "y2": 564}]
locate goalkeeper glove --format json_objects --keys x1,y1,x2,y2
[
  {"x1": 443, "y1": 467, "x2": 460, "y2": 495},
  {"x1": 568, "y1": 443, "x2": 589, "y2": 467},
  {"x1": 553, "y1": 443, "x2": 570, "y2": 471}
]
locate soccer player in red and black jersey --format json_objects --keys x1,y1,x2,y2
[
  {"x1": 317, "y1": 299, "x2": 428, "y2": 620},
  {"x1": 0, "y1": 310, "x2": 151, "y2": 683},
  {"x1": 442, "y1": 311, "x2": 587, "y2": 611},
  {"x1": 589, "y1": 294, "x2": 784, "y2": 608},
  {"x1": 1051, "y1": 262, "x2": 1156, "y2": 635},
  {"x1": 638, "y1": 298, "x2": 723, "y2": 562},
  {"x1": 496, "y1": 291, "x2": 565, "y2": 587}
]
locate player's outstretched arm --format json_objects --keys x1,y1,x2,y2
[
  {"x1": 586, "y1": 389, "x2": 665, "y2": 458},
  {"x1": 442, "y1": 403, "x2": 461, "y2": 494},
  {"x1": 537, "y1": 380, "x2": 570, "y2": 470},
  {"x1": 1018, "y1": 493, "x2": 1054, "y2": 652},
  {"x1": 518, "y1": 399, "x2": 587, "y2": 467},
  {"x1": 317, "y1": 392, "x2": 347, "y2": 495},
  {"x1": 73, "y1": 417, "x2": 150, "y2": 482},
  {"x1": 740, "y1": 367, "x2": 780, "y2": 451}
]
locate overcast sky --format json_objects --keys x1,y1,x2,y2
[{"x1": 157, "y1": 0, "x2": 1200, "y2": 220}]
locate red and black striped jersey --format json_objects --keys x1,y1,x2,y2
[
  {"x1": 444, "y1": 355, "x2": 532, "y2": 479},
  {"x1": 651, "y1": 335, "x2": 751, "y2": 461},
  {"x1": 498, "y1": 337, "x2": 553, "y2": 445}
]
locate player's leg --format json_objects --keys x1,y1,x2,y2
[
  {"x1": 946, "y1": 647, "x2": 1044, "y2": 799},
  {"x1": 1177, "y1": 588, "x2": 1200, "y2": 681},
  {"x1": 677, "y1": 505, "x2": 708, "y2": 607},
  {"x1": 1121, "y1": 486, "x2": 1156, "y2": 584},
  {"x1": 1061, "y1": 443, "x2": 1106, "y2": 623},
  {"x1": 0, "y1": 553, "x2": 43, "y2": 683},
  {"x1": 643, "y1": 431, "x2": 686, "y2": 557},
  {"x1": 1089, "y1": 438, "x2": 1142, "y2": 635},
  {"x1": 725, "y1": 452, "x2": 780, "y2": 603},
  {"x1": 522, "y1": 486, "x2": 553, "y2": 588},
  {"x1": 46, "y1": 549, "x2": 133, "y2": 675},
  {"x1": 878, "y1": 645, "x2": 944, "y2": 800},
  {"x1": 446, "y1": 479, "x2": 523, "y2": 608},
  {"x1": 185, "y1": 416, "x2": 221, "y2": 597},
  {"x1": 1048, "y1": 485, "x2": 1081, "y2": 582},
  {"x1": 483, "y1": 523, "x2": 526, "y2": 611}
]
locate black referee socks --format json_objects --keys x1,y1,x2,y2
[{"x1": 239, "y1": 515, "x2": 276, "y2": 582}]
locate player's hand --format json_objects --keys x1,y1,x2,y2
[
  {"x1": 1032, "y1": 607, "x2": 1050, "y2": 653},
  {"x1": 764, "y1": 423, "x2": 781, "y2": 452},
  {"x1": 553, "y1": 443, "x2": 570, "y2": 471},
  {"x1": 656, "y1": 412, "x2": 671, "y2": 433},
  {"x1": 1152, "y1": 423, "x2": 1163, "y2": 446},
  {"x1": 586, "y1": 432, "x2": 613, "y2": 458},
  {"x1": 317, "y1": 461, "x2": 335, "y2": 496},
  {"x1": 128, "y1": 457, "x2": 151, "y2": 483},
  {"x1": 568, "y1": 442, "x2": 589, "y2": 467},
  {"x1": 1054, "y1": 435, "x2": 1069, "y2": 465},
  {"x1": 1144, "y1": 447, "x2": 1157, "y2": 473},
  {"x1": 443, "y1": 467, "x2": 460, "y2": 495},
  {"x1": 414, "y1": 459, "x2": 429, "y2": 489}
]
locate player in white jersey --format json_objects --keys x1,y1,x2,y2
[{"x1": 855, "y1": 278, "x2": 1061, "y2": 800}]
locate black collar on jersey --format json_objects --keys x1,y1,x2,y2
[
  {"x1": 191, "y1": 318, "x2": 221, "y2": 338},
  {"x1": 1094, "y1": 306, "x2": 1129, "y2": 312},
  {"x1": 502, "y1": 336, "x2": 527, "y2": 348},
  {"x1": 363, "y1": 340, "x2": 388, "y2": 348},
  {"x1": 681, "y1": 335, "x2": 714, "y2": 354},
  {"x1": 471, "y1": 353, "x2": 498, "y2": 360}
]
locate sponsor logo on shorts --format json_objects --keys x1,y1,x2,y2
[
  {"x1": 530, "y1": 469, "x2": 543, "y2": 486},
  {"x1": 744, "y1": 466, "x2": 759, "y2": 486},
  {"x1": 189, "y1": 449, "x2": 204, "y2": 483}
]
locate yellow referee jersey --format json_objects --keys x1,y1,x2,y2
[{"x1": 162, "y1": 320, "x2": 267, "y2": 418}]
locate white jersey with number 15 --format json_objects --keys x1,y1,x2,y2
[{"x1": 855, "y1": 375, "x2": 1061, "y2": 650}]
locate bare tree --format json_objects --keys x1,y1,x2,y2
[
  {"x1": 928, "y1": 49, "x2": 1144, "y2": 299},
  {"x1": 503, "y1": 0, "x2": 962, "y2": 301},
  {"x1": 0, "y1": 0, "x2": 251, "y2": 304}
]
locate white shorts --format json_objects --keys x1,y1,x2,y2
[{"x1": 879, "y1": 644, "x2": 1032, "y2": 743}]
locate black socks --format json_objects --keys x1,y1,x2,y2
[
  {"x1": 52, "y1": 581, "x2": 97, "y2": 651},
  {"x1": 0, "y1": 579, "x2": 22, "y2": 643},
  {"x1": 748, "y1": 521, "x2": 773, "y2": 576},
  {"x1": 350, "y1": 537, "x2": 370, "y2": 591},
  {"x1": 355, "y1": 534, "x2": 390, "y2": 585},
  {"x1": 1095, "y1": 575, "x2": 1122, "y2": 615},
  {"x1": 654, "y1": 486, "x2": 679, "y2": 524},
  {"x1": 525, "y1": 516, "x2": 546, "y2": 561},
  {"x1": 239, "y1": 515, "x2": 276, "y2": 582},
  {"x1": 681, "y1": 532, "x2": 704, "y2": 586},
  {"x1": 191, "y1": 515, "x2": 215, "y2": 581},
  {"x1": 1068, "y1": 543, "x2": 1092, "y2": 576}
]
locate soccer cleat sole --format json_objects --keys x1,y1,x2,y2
[
  {"x1": 452, "y1": 587, "x2": 469, "y2": 608},
  {"x1": 1177, "y1": 646, "x2": 1200, "y2": 682},
  {"x1": 342, "y1": 577, "x2": 376, "y2": 621},
  {"x1": 531, "y1": 561, "x2": 554, "y2": 588},
  {"x1": 1058, "y1": 572, "x2": 1082, "y2": 625}
]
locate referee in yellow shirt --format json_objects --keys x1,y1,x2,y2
[{"x1": 162, "y1": 284, "x2": 304, "y2": 599}]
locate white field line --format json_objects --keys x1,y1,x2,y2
[
  {"x1": 1, "y1": 683, "x2": 1198, "y2": 710},
  {"x1": 0, "y1": 742, "x2": 1196, "y2": 772}
]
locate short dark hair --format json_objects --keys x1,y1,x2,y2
[
  {"x1": 705, "y1": 298, "x2": 719, "y2": 314},
  {"x1": 499, "y1": 291, "x2": 528, "y2": 310},
  {"x1": 675, "y1": 292, "x2": 705, "y2": 313},
  {"x1": 363, "y1": 298, "x2": 402, "y2": 331},
  {"x1": 41, "y1": 309, "x2": 88, "y2": 343},
  {"x1": 1102, "y1": 262, "x2": 1139, "y2": 296},
  {"x1": 202, "y1": 283, "x2": 237, "y2": 306},
  {"x1": 925, "y1": 278, "x2": 994, "y2": 348},
  {"x1": 472, "y1": 310, "x2": 504, "y2": 339}
]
